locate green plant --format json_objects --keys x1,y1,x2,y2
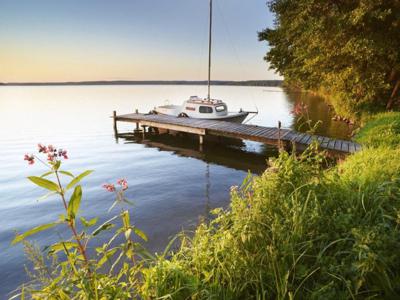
[
  {"x1": 291, "y1": 102, "x2": 322, "y2": 135},
  {"x1": 140, "y1": 145, "x2": 400, "y2": 299},
  {"x1": 355, "y1": 112, "x2": 400, "y2": 148},
  {"x1": 13, "y1": 126, "x2": 400, "y2": 299},
  {"x1": 13, "y1": 144, "x2": 150, "y2": 299}
]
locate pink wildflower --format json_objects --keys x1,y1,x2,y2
[
  {"x1": 38, "y1": 143, "x2": 48, "y2": 153},
  {"x1": 117, "y1": 178, "x2": 128, "y2": 191},
  {"x1": 58, "y1": 149, "x2": 68, "y2": 159},
  {"x1": 47, "y1": 152, "x2": 55, "y2": 162},
  {"x1": 103, "y1": 183, "x2": 116, "y2": 192},
  {"x1": 291, "y1": 102, "x2": 308, "y2": 116},
  {"x1": 47, "y1": 145, "x2": 55, "y2": 153},
  {"x1": 24, "y1": 154, "x2": 35, "y2": 165}
]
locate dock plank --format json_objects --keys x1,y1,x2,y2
[
  {"x1": 300, "y1": 134, "x2": 313, "y2": 145},
  {"x1": 115, "y1": 113, "x2": 361, "y2": 154},
  {"x1": 334, "y1": 140, "x2": 343, "y2": 151}
]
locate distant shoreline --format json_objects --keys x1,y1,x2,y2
[{"x1": 0, "y1": 80, "x2": 282, "y2": 87}]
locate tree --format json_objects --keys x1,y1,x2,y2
[{"x1": 259, "y1": 0, "x2": 400, "y2": 118}]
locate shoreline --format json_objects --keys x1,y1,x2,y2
[{"x1": 0, "y1": 80, "x2": 283, "y2": 87}]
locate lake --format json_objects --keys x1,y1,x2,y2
[{"x1": 0, "y1": 85, "x2": 351, "y2": 298}]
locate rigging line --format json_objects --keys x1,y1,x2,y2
[
  {"x1": 215, "y1": 0, "x2": 259, "y2": 115},
  {"x1": 215, "y1": 0, "x2": 246, "y2": 78},
  {"x1": 195, "y1": 1, "x2": 210, "y2": 97}
]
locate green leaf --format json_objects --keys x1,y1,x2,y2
[
  {"x1": 52, "y1": 160, "x2": 61, "y2": 171},
  {"x1": 121, "y1": 210, "x2": 130, "y2": 229},
  {"x1": 59, "y1": 170, "x2": 74, "y2": 177},
  {"x1": 134, "y1": 227, "x2": 148, "y2": 241},
  {"x1": 66, "y1": 170, "x2": 93, "y2": 190},
  {"x1": 59, "y1": 214, "x2": 68, "y2": 222},
  {"x1": 58, "y1": 289, "x2": 70, "y2": 300},
  {"x1": 97, "y1": 248, "x2": 118, "y2": 268},
  {"x1": 80, "y1": 216, "x2": 98, "y2": 227},
  {"x1": 28, "y1": 176, "x2": 60, "y2": 192},
  {"x1": 91, "y1": 215, "x2": 118, "y2": 236},
  {"x1": 12, "y1": 223, "x2": 58, "y2": 245},
  {"x1": 67, "y1": 186, "x2": 82, "y2": 219},
  {"x1": 37, "y1": 191, "x2": 57, "y2": 201},
  {"x1": 40, "y1": 171, "x2": 53, "y2": 178},
  {"x1": 47, "y1": 241, "x2": 78, "y2": 254},
  {"x1": 124, "y1": 228, "x2": 132, "y2": 240},
  {"x1": 92, "y1": 223, "x2": 115, "y2": 236}
]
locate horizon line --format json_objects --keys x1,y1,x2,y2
[{"x1": 0, "y1": 79, "x2": 283, "y2": 87}]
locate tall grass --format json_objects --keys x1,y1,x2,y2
[
  {"x1": 140, "y1": 143, "x2": 400, "y2": 299},
  {"x1": 17, "y1": 114, "x2": 400, "y2": 299},
  {"x1": 355, "y1": 112, "x2": 400, "y2": 148}
]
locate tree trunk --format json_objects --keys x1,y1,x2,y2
[
  {"x1": 389, "y1": 69, "x2": 397, "y2": 82},
  {"x1": 387, "y1": 79, "x2": 400, "y2": 110}
]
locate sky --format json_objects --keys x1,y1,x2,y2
[{"x1": 0, "y1": 0, "x2": 279, "y2": 82}]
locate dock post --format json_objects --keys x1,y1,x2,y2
[
  {"x1": 278, "y1": 121, "x2": 282, "y2": 151},
  {"x1": 141, "y1": 125, "x2": 148, "y2": 139},
  {"x1": 135, "y1": 109, "x2": 140, "y2": 132},
  {"x1": 113, "y1": 110, "x2": 118, "y2": 135},
  {"x1": 199, "y1": 135, "x2": 204, "y2": 152},
  {"x1": 133, "y1": 108, "x2": 141, "y2": 134}
]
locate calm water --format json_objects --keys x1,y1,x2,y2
[{"x1": 0, "y1": 85, "x2": 351, "y2": 297}]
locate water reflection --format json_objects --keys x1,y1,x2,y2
[
  {"x1": 118, "y1": 132, "x2": 274, "y2": 174},
  {"x1": 285, "y1": 90, "x2": 353, "y2": 139}
]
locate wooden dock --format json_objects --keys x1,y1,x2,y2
[{"x1": 113, "y1": 112, "x2": 361, "y2": 154}]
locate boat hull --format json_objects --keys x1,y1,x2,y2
[
  {"x1": 154, "y1": 111, "x2": 249, "y2": 124},
  {"x1": 213, "y1": 112, "x2": 249, "y2": 123}
]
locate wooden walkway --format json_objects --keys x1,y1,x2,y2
[{"x1": 114, "y1": 112, "x2": 361, "y2": 154}]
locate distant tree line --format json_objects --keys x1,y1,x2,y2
[
  {"x1": 259, "y1": 0, "x2": 400, "y2": 118},
  {"x1": 0, "y1": 80, "x2": 283, "y2": 87}
]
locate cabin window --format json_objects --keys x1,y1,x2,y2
[
  {"x1": 215, "y1": 105, "x2": 227, "y2": 112},
  {"x1": 199, "y1": 106, "x2": 213, "y2": 113},
  {"x1": 185, "y1": 107, "x2": 196, "y2": 111}
]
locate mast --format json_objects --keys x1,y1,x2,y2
[{"x1": 207, "y1": 0, "x2": 213, "y2": 100}]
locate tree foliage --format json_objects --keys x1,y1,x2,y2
[{"x1": 259, "y1": 0, "x2": 400, "y2": 118}]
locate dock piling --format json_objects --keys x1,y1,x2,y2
[
  {"x1": 278, "y1": 121, "x2": 282, "y2": 150},
  {"x1": 134, "y1": 109, "x2": 140, "y2": 133},
  {"x1": 113, "y1": 110, "x2": 118, "y2": 135}
]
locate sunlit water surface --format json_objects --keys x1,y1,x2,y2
[{"x1": 0, "y1": 85, "x2": 351, "y2": 297}]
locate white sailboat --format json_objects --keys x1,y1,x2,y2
[{"x1": 154, "y1": 0, "x2": 256, "y2": 123}]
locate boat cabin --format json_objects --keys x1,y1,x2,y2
[
  {"x1": 154, "y1": 96, "x2": 249, "y2": 123},
  {"x1": 182, "y1": 96, "x2": 228, "y2": 117}
]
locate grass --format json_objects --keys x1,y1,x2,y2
[
  {"x1": 19, "y1": 113, "x2": 400, "y2": 299},
  {"x1": 355, "y1": 112, "x2": 400, "y2": 148},
  {"x1": 139, "y1": 142, "x2": 400, "y2": 299}
]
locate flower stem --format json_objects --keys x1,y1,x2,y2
[{"x1": 54, "y1": 169, "x2": 91, "y2": 273}]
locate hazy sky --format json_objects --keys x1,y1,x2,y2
[{"x1": 0, "y1": 0, "x2": 279, "y2": 82}]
